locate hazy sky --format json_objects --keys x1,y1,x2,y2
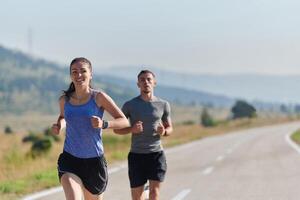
[{"x1": 1, "y1": 0, "x2": 300, "y2": 75}]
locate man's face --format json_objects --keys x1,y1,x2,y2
[{"x1": 137, "y1": 73, "x2": 156, "y2": 94}]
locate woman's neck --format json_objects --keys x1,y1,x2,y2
[{"x1": 73, "y1": 87, "x2": 91, "y2": 102}]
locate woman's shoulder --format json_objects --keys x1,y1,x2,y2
[
  {"x1": 59, "y1": 94, "x2": 67, "y2": 103},
  {"x1": 92, "y1": 89, "x2": 107, "y2": 99},
  {"x1": 92, "y1": 89, "x2": 114, "y2": 107},
  {"x1": 58, "y1": 95, "x2": 67, "y2": 112}
]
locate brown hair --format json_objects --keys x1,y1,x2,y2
[{"x1": 63, "y1": 57, "x2": 93, "y2": 99}]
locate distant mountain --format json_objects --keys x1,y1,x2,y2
[
  {"x1": 102, "y1": 66, "x2": 300, "y2": 104},
  {"x1": 99, "y1": 76, "x2": 234, "y2": 107},
  {"x1": 0, "y1": 45, "x2": 134, "y2": 114},
  {"x1": 0, "y1": 45, "x2": 237, "y2": 115}
]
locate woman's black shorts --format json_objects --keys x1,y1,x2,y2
[
  {"x1": 57, "y1": 151, "x2": 108, "y2": 195},
  {"x1": 128, "y1": 151, "x2": 167, "y2": 188}
]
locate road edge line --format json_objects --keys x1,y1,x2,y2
[
  {"x1": 171, "y1": 189, "x2": 191, "y2": 200},
  {"x1": 285, "y1": 132, "x2": 300, "y2": 155},
  {"x1": 22, "y1": 186, "x2": 63, "y2": 200},
  {"x1": 22, "y1": 164, "x2": 126, "y2": 200}
]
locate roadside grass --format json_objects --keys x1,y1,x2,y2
[
  {"x1": 0, "y1": 115, "x2": 298, "y2": 199},
  {"x1": 0, "y1": 169, "x2": 58, "y2": 200},
  {"x1": 103, "y1": 134, "x2": 131, "y2": 161},
  {"x1": 291, "y1": 129, "x2": 300, "y2": 145},
  {"x1": 0, "y1": 169, "x2": 57, "y2": 194}
]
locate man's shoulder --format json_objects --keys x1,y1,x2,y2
[
  {"x1": 123, "y1": 96, "x2": 140, "y2": 106},
  {"x1": 154, "y1": 96, "x2": 169, "y2": 104}
]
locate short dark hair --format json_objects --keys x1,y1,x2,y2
[{"x1": 137, "y1": 70, "x2": 156, "y2": 79}]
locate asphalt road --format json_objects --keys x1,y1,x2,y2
[{"x1": 23, "y1": 121, "x2": 300, "y2": 200}]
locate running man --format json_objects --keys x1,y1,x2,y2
[{"x1": 114, "y1": 70, "x2": 173, "y2": 200}]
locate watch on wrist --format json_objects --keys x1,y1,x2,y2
[{"x1": 102, "y1": 120, "x2": 109, "y2": 129}]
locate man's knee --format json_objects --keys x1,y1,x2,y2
[
  {"x1": 131, "y1": 186, "x2": 144, "y2": 200},
  {"x1": 149, "y1": 187, "x2": 159, "y2": 199}
]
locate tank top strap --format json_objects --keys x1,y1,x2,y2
[
  {"x1": 90, "y1": 89, "x2": 96, "y2": 98},
  {"x1": 90, "y1": 89, "x2": 103, "y2": 109}
]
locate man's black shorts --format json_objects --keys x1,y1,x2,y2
[
  {"x1": 128, "y1": 151, "x2": 167, "y2": 188},
  {"x1": 57, "y1": 151, "x2": 108, "y2": 195}
]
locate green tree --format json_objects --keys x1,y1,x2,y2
[
  {"x1": 231, "y1": 100, "x2": 256, "y2": 119},
  {"x1": 4, "y1": 125, "x2": 13, "y2": 134},
  {"x1": 201, "y1": 108, "x2": 215, "y2": 127}
]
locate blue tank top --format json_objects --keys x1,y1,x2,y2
[{"x1": 63, "y1": 90, "x2": 104, "y2": 158}]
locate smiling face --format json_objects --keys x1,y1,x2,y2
[
  {"x1": 137, "y1": 72, "x2": 156, "y2": 94},
  {"x1": 70, "y1": 61, "x2": 92, "y2": 88}
]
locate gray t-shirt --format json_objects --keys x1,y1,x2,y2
[{"x1": 122, "y1": 96, "x2": 171, "y2": 154}]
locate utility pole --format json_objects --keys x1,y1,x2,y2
[{"x1": 27, "y1": 27, "x2": 33, "y2": 56}]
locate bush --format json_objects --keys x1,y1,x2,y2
[
  {"x1": 231, "y1": 100, "x2": 256, "y2": 119},
  {"x1": 44, "y1": 127, "x2": 60, "y2": 142},
  {"x1": 22, "y1": 132, "x2": 40, "y2": 143},
  {"x1": 182, "y1": 120, "x2": 195, "y2": 125},
  {"x1": 23, "y1": 127, "x2": 60, "y2": 158},
  {"x1": 30, "y1": 137, "x2": 52, "y2": 158},
  {"x1": 4, "y1": 126, "x2": 13, "y2": 134},
  {"x1": 201, "y1": 108, "x2": 216, "y2": 127}
]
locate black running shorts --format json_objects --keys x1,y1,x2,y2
[
  {"x1": 128, "y1": 151, "x2": 167, "y2": 188},
  {"x1": 57, "y1": 151, "x2": 108, "y2": 195}
]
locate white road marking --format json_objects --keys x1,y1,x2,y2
[
  {"x1": 226, "y1": 149, "x2": 233, "y2": 154},
  {"x1": 234, "y1": 142, "x2": 241, "y2": 148},
  {"x1": 202, "y1": 166, "x2": 214, "y2": 175},
  {"x1": 171, "y1": 189, "x2": 191, "y2": 200},
  {"x1": 285, "y1": 132, "x2": 300, "y2": 154},
  {"x1": 22, "y1": 187, "x2": 63, "y2": 200},
  {"x1": 108, "y1": 164, "x2": 127, "y2": 174},
  {"x1": 22, "y1": 165, "x2": 127, "y2": 200},
  {"x1": 216, "y1": 155, "x2": 225, "y2": 162}
]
